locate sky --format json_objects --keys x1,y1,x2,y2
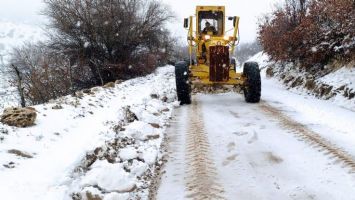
[
  {"x1": 0, "y1": 0, "x2": 46, "y2": 25},
  {"x1": 163, "y1": 0, "x2": 282, "y2": 44},
  {"x1": 0, "y1": 0, "x2": 282, "y2": 43}
]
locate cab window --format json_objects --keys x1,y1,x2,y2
[{"x1": 198, "y1": 11, "x2": 224, "y2": 36}]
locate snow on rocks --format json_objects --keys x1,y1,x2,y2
[
  {"x1": 80, "y1": 160, "x2": 137, "y2": 193},
  {"x1": 0, "y1": 66, "x2": 177, "y2": 200},
  {"x1": 124, "y1": 121, "x2": 161, "y2": 141},
  {"x1": 248, "y1": 52, "x2": 355, "y2": 111},
  {"x1": 119, "y1": 146, "x2": 138, "y2": 161}
]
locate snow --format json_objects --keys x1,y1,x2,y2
[
  {"x1": 246, "y1": 51, "x2": 270, "y2": 69},
  {"x1": 158, "y1": 81, "x2": 355, "y2": 200},
  {"x1": 247, "y1": 52, "x2": 355, "y2": 111},
  {"x1": 320, "y1": 66, "x2": 355, "y2": 89},
  {"x1": 124, "y1": 121, "x2": 161, "y2": 141},
  {"x1": 311, "y1": 46, "x2": 317, "y2": 52},
  {"x1": 158, "y1": 52, "x2": 355, "y2": 199},
  {"x1": 80, "y1": 160, "x2": 136, "y2": 192},
  {"x1": 139, "y1": 146, "x2": 158, "y2": 165},
  {"x1": 0, "y1": 66, "x2": 177, "y2": 199},
  {"x1": 158, "y1": 91, "x2": 355, "y2": 199},
  {"x1": 119, "y1": 146, "x2": 138, "y2": 161},
  {"x1": 84, "y1": 41, "x2": 90, "y2": 48},
  {"x1": 103, "y1": 192, "x2": 129, "y2": 200},
  {"x1": 0, "y1": 44, "x2": 354, "y2": 199}
]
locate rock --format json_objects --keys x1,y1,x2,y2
[
  {"x1": 161, "y1": 108, "x2": 170, "y2": 112},
  {"x1": 319, "y1": 84, "x2": 332, "y2": 96},
  {"x1": 85, "y1": 191, "x2": 102, "y2": 200},
  {"x1": 52, "y1": 104, "x2": 63, "y2": 110},
  {"x1": 75, "y1": 91, "x2": 84, "y2": 98},
  {"x1": 3, "y1": 161, "x2": 15, "y2": 169},
  {"x1": 82, "y1": 89, "x2": 92, "y2": 94},
  {"x1": 338, "y1": 85, "x2": 346, "y2": 91},
  {"x1": 149, "y1": 123, "x2": 160, "y2": 128},
  {"x1": 91, "y1": 87, "x2": 100, "y2": 92},
  {"x1": 348, "y1": 89, "x2": 355, "y2": 99},
  {"x1": 7, "y1": 149, "x2": 33, "y2": 158},
  {"x1": 1, "y1": 107, "x2": 37, "y2": 127},
  {"x1": 305, "y1": 79, "x2": 316, "y2": 90},
  {"x1": 266, "y1": 67, "x2": 274, "y2": 77},
  {"x1": 283, "y1": 75, "x2": 294, "y2": 84},
  {"x1": 290, "y1": 76, "x2": 304, "y2": 88},
  {"x1": 150, "y1": 94, "x2": 159, "y2": 99},
  {"x1": 161, "y1": 96, "x2": 168, "y2": 102},
  {"x1": 123, "y1": 106, "x2": 138, "y2": 123},
  {"x1": 146, "y1": 134, "x2": 160, "y2": 140},
  {"x1": 103, "y1": 82, "x2": 115, "y2": 88},
  {"x1": 115, "y1": 80, "x2": 124, "y2": 84},
  {"x1": 0, "y1": 127, "x2": 8, "y2": 134}
]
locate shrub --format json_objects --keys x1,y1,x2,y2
[
  {"x1": 7, "y1": 0, "x2": 175, "y2": 106},
  {"x1": 43, "y1": 0, "x2": 174, "y2": 84},
  {"x1": 258, "y1": 0, "x2": 355, "y2": 69},
  {"x1": 8, "y1": 43, "x2": 79, "y2": 104}
]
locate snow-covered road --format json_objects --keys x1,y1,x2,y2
[
  {"x1": 1, "y1": 64, "x2": 354, "y2": 200},
  {"x1": 157, "y1": 77, "x2": 355, "y2": 200}
]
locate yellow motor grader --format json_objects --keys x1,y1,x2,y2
[{"x1": 175, "y1": 6, "x2": 261, "y2": 104}]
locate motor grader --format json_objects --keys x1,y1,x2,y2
[{"x1": 175, "y1": 6, "x2": 261, "y2": 104}]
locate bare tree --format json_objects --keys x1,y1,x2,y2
[
  {"x1": 8, "y1": 43, "x2": 75, "y2": 105},
  {"x1": 10, "y1": 64, "x2": 26, "y2": 107},
  {"x1": 43, "y1": 0, "x2": 174, "y2": 84}
]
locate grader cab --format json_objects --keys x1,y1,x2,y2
[{"x1": 175, "y1": 6, "x2": 261, "y2": 104}]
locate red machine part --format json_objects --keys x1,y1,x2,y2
[{"x1": 209, "y1": 45, "x2": 230, "y2": 82}]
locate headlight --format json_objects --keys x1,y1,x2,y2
[{"x1": 204, "y1": 35, "x2": 211, "y2": 40}]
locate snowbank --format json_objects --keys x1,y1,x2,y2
[
  {"x1": 247, "y1": 52, "x2": 355, "y2": 111},
  {"x1": 0, "y1": 66, "x2": 178, "y2": 200}
]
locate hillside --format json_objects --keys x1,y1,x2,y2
[
  {"x1": 0, "y1": 66, "x2": 176, "y2": 199},
  {"x1": 249, "y1": 52, "x2": 355, "y2": 111}
]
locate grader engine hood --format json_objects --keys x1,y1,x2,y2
[{"x1": 209, "y1": 45, "x2": 230, "y2": 82}]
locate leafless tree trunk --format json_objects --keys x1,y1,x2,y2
[{"x1": 10, "y1": 64, "x2": 26, "y2": 107}]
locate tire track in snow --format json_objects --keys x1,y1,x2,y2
[
  {"x1": 260, "y1": 102, "x2": 355, "y2": 173},
  {"x1": 184, "y1": 100, "x2": 226, "y2": 200}
]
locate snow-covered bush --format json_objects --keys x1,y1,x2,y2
[
  {"x1": 5, "y1": 0, "x2": 176, "y2": 106},
  {"x1": 258, "y1": 0, "x2": 354, "y2": 69},
  {"x1": 43, "y1": 0, "x2": 175, "y2": 84},
  {"x1": 8, "y1": 42, "x2": 92, "y2": 105}
]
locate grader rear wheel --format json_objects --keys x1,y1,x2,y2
[{"x1": 243, "y1": 62, "x2": 261, "y2": 103}]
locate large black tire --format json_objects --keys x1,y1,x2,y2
[
  {"x1": 243, "y1": 62, "x2": 261, "y2": 103},
  {"x1": 175, "y1": 61, "x2": 191, "y2": 105}
]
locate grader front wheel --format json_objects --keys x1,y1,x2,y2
[
  {"x1": 243, "y1": 62, "x2": 261, "y2": 103},
  {"x1": 175, "y1": 61, "x2": 191, "y2": 105}
]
